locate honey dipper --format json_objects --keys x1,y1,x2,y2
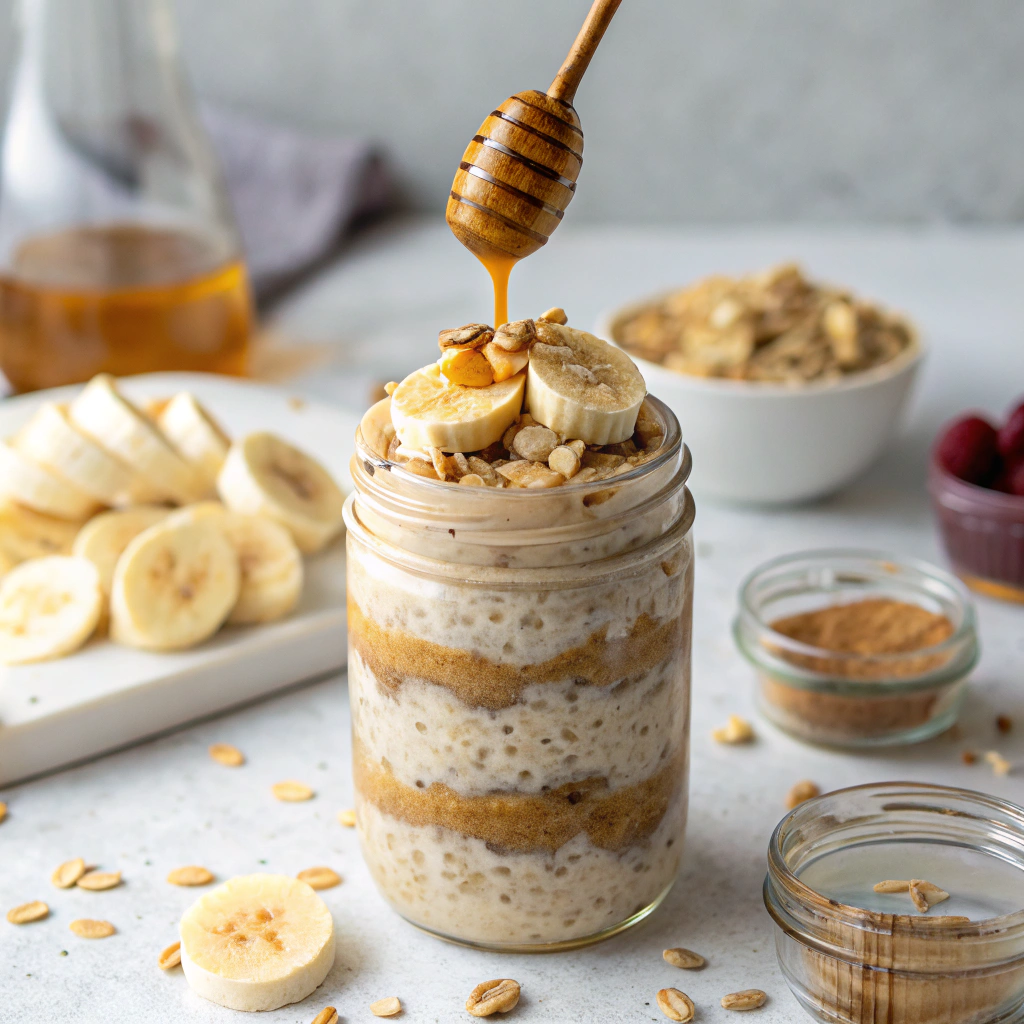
[{"x1": 446, "y1": 0, "x2": 623, "y2": 325}]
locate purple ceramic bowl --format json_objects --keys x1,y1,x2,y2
[{"x1": 929, "y1": 454, "x2": 1024, "y2": 603}]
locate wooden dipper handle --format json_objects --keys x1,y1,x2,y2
[{"x1": 548, "y1": 0, "x2": 624, "y2": 104}]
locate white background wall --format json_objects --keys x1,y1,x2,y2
[{"x1": 3, "y1": 0, "x2": 1024, "y2": 223}]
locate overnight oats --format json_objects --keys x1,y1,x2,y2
[{"x1": 345, "y1": 309, "x2": 695, "y2": 950}]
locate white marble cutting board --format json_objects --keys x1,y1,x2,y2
[{"x1": 0, "y1": 372, "x2": 356, "y2": 786}]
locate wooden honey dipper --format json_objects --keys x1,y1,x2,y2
[{"x1": 446, "y1": 0, "x2": 623, "y2": 326}]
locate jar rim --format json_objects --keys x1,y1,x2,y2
[{"x1": 734, "y1": 548, "x2": 978, "y2": 691}]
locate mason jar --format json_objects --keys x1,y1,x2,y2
[{"x1": 343, "y1": 396, "x2": 694, "y2": 951}]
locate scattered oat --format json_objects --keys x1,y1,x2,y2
[
  {"x1": 910, "y1": 879, "x2": 950, "y2": 913},
  {"x1": 0, "y1": 801, "x2": 6, "y2": 824},
  {"x1": 712, "y1": 715, "x2": 755, "y2": 744},
  {"x1": 297, "y1": 866, "x2": 342, "y2": 890},
  {"x1": 209, "y1": 743, "x2": 245, "y2": 767},
  {"x1": 158, "y1": 941, "x2": 181, "y2": 970},
  {"x1": 338, "y1": 808, "x2": 357, "y2": 827},
  {"x1": 167, "y1": 866, "x2": 214, "y2": 887},
  {"x1": 77, "y1": 870, "x2": 121, "y2": 891},
  {"x1": 961, "y1": 750, "x2": 978, "y2": 765},
  {"x1": 985, "y1": 751, "x2": 1012, "y2": 776},
  {"x1": 466, "y1": 979, "x2": 521, "y2": 1017},
  {"x1": 52, "y1": 858, "x2": 86, "y2": 889},
  {"x1": 785, "y1": 780, "x2": 820, "y2": 809},
  {"x1": 997, "y1": 715, "x2": 1013, "y2": 734},
  {"x1": 370, "y1": 996, "x2": 402, "y2": 1017},
  {"x1": 69, "y1": 918, "x2": 115, "y2": 938},
  {"x1": 873, "y1": 880, "x2": 911, "y2": 894},
  {"x1": 7, "y1": 901, "x2": 49, "y2": 924},
  {"x1": 721, "y1": 989, "x2": 767, "y2": 1011},
  {"x1": 656, "y1": 987, "x2": 695, "y2": 1022},
  {"x1": 311, "y1": 1008, "x2": 339, "y2": 1024},
  {"x1": 272, "y1": 781, "x2": 314, "y2": 802},
  {"x1": 663, "y1": 947, "x2": 705, "y2": 969}
]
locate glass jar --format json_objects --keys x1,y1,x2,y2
[
  {"x1": 765, "y1": 782, "x2": 1024, "y2": 1024},
  {"x1": 734, "y1": 550, "x2": 979, "y2": 748},
  {"x1": 344, "y1": 397, "x2": 694, "y2": 951}
]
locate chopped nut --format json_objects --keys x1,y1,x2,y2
[
  {"x1": 538, "y1": 306, "x2": 568, "y2": 325},
  {"x1": 7, "y1": 900, "x2": 49, "y2": 924},
  {"x1": 167, "y1": 866, "x2": 214, "y2": 887},
  {"x1": 52, "y1": 858, "x2": 86, "y2": 889},
  {"x1": 77, "y1": 870, "x2": 121, "y2": 891},
  {"x1": 466, "y1": 456, "x2": 499, "y2": 484},
  {"x1": 450, "y1": 452, "x2": 471, "y2": 477},
  {"x1": 495, "y1": 460, "x2": 565, "y2": 489},
  {"x1": 158, "y1": 941, "x2": 182, "y2": 970},
  {"x1": 985, "y1": 751, "x2": 1012, "y2": 776},
  {"x1": 439, "y1": 345, "x2": 495, "y2": 387},
  {"x1": 459, "y1": 473, "x2": 486, "y2": 487},
  {"x1": 369, "y1": 996, "x2": 402, "y2": 1017},
  {"x1": 785, "y1": 780, "x2": 820, "y2": 809},
  {"x1": 401, "y1": 457, "x2": 439, "y2": 480},
  {"x1": 961, "y1": 750, "x2": 978, "y2": 765},
  {"x1": 491, "y1": 318, "x2": 537, "y2": 352},
  {"x1": 338, "y1": 808, "x2": 357, "y2": 827},
  {"x1": 427, "y1": 447, "x2": 454, "y2": 480},
  {"x1": 466, "y1": 979, "x2": 520, "y2": 1017},
  {"x1": 481, "y1": 341, "x2": 529, "y2": 382},
  {"x1": 512, "y1": 425, "x2": 559, "y2": 462},
  {"x1": 439, "y1": 323, "x2": 493, "y2": 350},
  {"x1": 663, "y1": 947, "x2": 705, "y2": 970},
  {"x1": 910, "y1": 879, "x2": 950, "y2": 913},
  {"x1": 712, "y1": 715, "x2": 755, "y2": 744},
  {"x1": 272, "y1": 781, "x2": 314, "y2": 802},
  {"x1": 209, "y1": 743, "x2": 245, "y2": 767},
  {"x1": 721, "y1": 989, "x2": 767, "y2": 1011},
  {"x1": 69, "y1": 918, "x2": 115, "y2": 938},
  {"x1": 656, "y1": 987, "x2": 695, "y2": 1022},
  {"x1": 581, "y1": 450, "x2": 626, "y2": 470},
  {"x1": 909, "y1": 883, "x2": 930, "y2": 913},
  {"x1": 997, "y1": 715, "x2": 1013, "y2": 734},
  {"x1": 311, "y1": 1009, "x2": 339, "y2": 1024},
  {"x1": 567, "y1": 439, "x2": 586, "y2": 457},
  {"x1": 548, "y1": 445, "x2": 581, "y2": 479},
  {"x1": 873, "y1": 880, "x2": 911, "y2": 893},
  {"x1": 297, "y1": 866, "x2": 342, "y2": 890}
]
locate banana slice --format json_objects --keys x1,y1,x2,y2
[
  {"x1": 72, "y1": 506, "x2": 171, "y2": 595},
  {"x1": 220, "y1": 513, "x2": 303, "y2": 625},
  {"x1": 0, "y1": 556, "x2": 103, "y2": 665},
  {"x1": 179, "y1": 873, "x2": 335, "y2": 1012},
  {"x1": 390, "y1": 362, "x2": 525, "y2": 454},
  {"x1": 359, "y1": 397, "x2": 396, "y2": 460},
  {"x1": 110, "y1": 519, "x2": 240, "y2": 651},
  {"x1": 218, "y1": 433, "x2": 345, "y2": 554},
  {"x1": 14, "y1": 402, "x2": 137, "y2": 506},
  {"x1": 156, "y1": 393, "x2": 231, "y2": 496},
  {"x1": 165, "y1": 501, "x2": 229, "y2": 526},
  {"x1": 68, "y1": 375, "x2": 208, "y2": 505},
  {"x1": 526, "y1": 322, "x2": 646, "y2": 445},
  {"x1": 0, "y1": 501, "x2": 82, "y2": 560},
  {"x1": 0, "y1": 547, "x2": 15, "y2": 579},
  {"x1": 0, "y1": 440, "x2": 101, "y2": 520}
]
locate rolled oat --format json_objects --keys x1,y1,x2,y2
[
  {"x1": 272, "y1": 781, "x2": 314, "y2": 802},
  {"x1": 297, "y1": 866, "x2": 342, "y2": 890},
  {"x1": 7, "y1": 900, "x2": 48, "y2": 924}
]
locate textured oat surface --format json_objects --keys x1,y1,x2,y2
[{"x1": 3, "y1": 223, "x2": 1024, "y2": 1022}]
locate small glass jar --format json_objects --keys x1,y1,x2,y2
[
  {"x1": 344, "y1": 397, "x2": 694, "y2": 951},
  {"x1": 765, "y1": 782, "x2": 1024, "y2": 1024},
  {"x1": 734, "y1": 550, "x2": 979, "y2": 748}
]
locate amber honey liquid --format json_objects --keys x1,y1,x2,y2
[
  {"x1": 480, "y1": 253, "x2": 518, "y2": 329},
  {"x1": 0, "y1": 224, "x2": 252, "y2": 392}
]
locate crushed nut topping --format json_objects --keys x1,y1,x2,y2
[
  {"x1": 209, "y1": 743, "x2": 245, "y2": 767},
  {"x1": 656, "y1": 987, "x2": 695, "y2": 1022},
  {"x1": 617, "y1": 263, "x2": 914, "y2": 383},
  {"x1": 720, "y1": 989, "x2": 767, "y2": 1011},
  {"x1": 158, "y1": 941, "x2": 182, "y2": 970},
  {"x1": 466, "y1": 979, "x2": 521, "y2": 1017},
  {"x1": 7, "y1": 900, "x2": 49, "y2": 924},
  {"x1": 785, "y1": 780, "x2": 820, "y2": 809},
  {"x1": 874, "y1": 878, "x2": 950, "y2": 913},
  {"x1": 663, "y1": 947, "x2": 706, "y2": 969},
  {"x1": 712, "y1": 715, "x2": 755, "y2": 744},
  {"x1": 491, "y1": 318, "x2": 537, "y2": 352},
  {"x1": 439, "y1": 323, "x2": 493, "y2": 350},
  {"x1": 538, "y1": 307, "x2": 568, "y2": 325},
  {"x1": 369, "y1": 996, "x2": 402, "y2": 1017},
  {"x1": 272, "y1": 781, "x2": 315, "y2": 802},
  {"x1": 873, "y1": 879, "x2": 911, "y2": 894}
]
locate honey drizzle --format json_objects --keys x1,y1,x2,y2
[{"x1": 481, "y1": 253, "x2": 518, "y2": 328}]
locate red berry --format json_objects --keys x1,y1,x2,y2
[
  {"x1": 1006, "y1": 458, "x2": 1024, "y2": 497},
  {"x1": 998, "y1": 400, "x2": 1024, "y2": 459},
  {"x1": 936, "y1": 415, "x2": 999, "y2": 484}
]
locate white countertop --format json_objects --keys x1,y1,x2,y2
[{"x1": 4, "y1": 220, "x2": 1024, "y2": 1023}]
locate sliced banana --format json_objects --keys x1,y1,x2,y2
[
  {"x1": 164, "y1": 501, "x2": 229, "y2": 526},
  {"x1": 218, "y1": 433, "x2": 346, "y2": 554},
  {"x1": 110, "y1": 519, "x2": 240, "y2": 651},
  {"x1": 526, "y1": 322, "x2": 646, "y2": 445},
  {"x1": 14, "y1": 402, "x2": 136, "y2": 506},
  {"x1": 390, "y1": 362, "x2": 525, "y2": 454},
  {"x1": 156, "y1": 393, "x2": 231, "y2": 496},
  {"x1": 68, "y1": 375, "x2": 208, "y2": 505},
  {"x1": 359, "y1": 397, "x2": 396, "y2": 460},
  {"x1": 0, "y1": 556, "x2": 103, "y2": 665},
  {"x1": 0, "y1": 501, "x2": 83, "y2": 561},
  {"x1": 218, "y1": 513, "x2": 304, "y2": 625},
  {"x1": 72, "y1": 506, "x2": 171, "y2": 595},
  {"x1": 0, "y1": 440, "x2": 100, "y2": 520},
  {"x1": 0, "y1": 547, "x2": 15, "y2": 579},
  {"x1": 179, "y1": 873, "x2": 335, "y2": 1012}
]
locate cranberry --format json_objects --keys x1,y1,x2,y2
[
  {"x1": 999, "y1": 457, "x2": 1024, "y2": 497},
  {"x1": 936, "y1": 415, "x2": 999, "y2": 484},
  {"x1": 997, "y1": 400, "x2": 1024, "y2": 459}
]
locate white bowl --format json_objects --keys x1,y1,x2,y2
[{"x1": 597, "y1": 300, "x2": 925, "y2": 505}]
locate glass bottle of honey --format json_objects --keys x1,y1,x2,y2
[{"x1": 0, "y1": 0, "x2": 252, "y2": 393}]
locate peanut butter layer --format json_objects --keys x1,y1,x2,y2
[
  {"x1": 354, "y1": 742, "x2": 685, "y2": 855},
  {"x1": 348, "y1": 598, "x2": 687, "y2": 711}
]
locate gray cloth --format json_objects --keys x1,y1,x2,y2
[{"x1": 203, "y1": 105, "x2": 392, "y2": 300}]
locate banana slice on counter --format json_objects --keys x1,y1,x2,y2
[
  {"x1": 164, "y1": 501, "x2": 229, "y2": 526},
  {"x1": 110, "y1": 519, "x2": 240, "y2": 651},
  {"x1": 526, "y1": 322, "x2": 646, "y2": 445},
  {"x1": 68, "y1": 375, "x2": 209, "y2": 505},
  {"x1": 156, "y1": 393, "x2": 231, "y2": 496},
  {"x1": 390, "y1": 362, "x2": 525, "y2": 454},
  {"x1": 0, "y1": 440, "x2": 101, "y2": 520},
  {"x1": 218, "y1": 433, "x2": 346, "y2": 554},
  {"x1": 179, "y1": 873, "x2": 335, "y2": 1012},
  {"x1": 0, "y1": 556, "x2": 103, "y2": 665},
  {"x1": 0, "y1": 501, "x2": 83, "y2": 561},
  {"x1": 72, "y1": 506, "x2": 171, "y2": 595},
  {"x1": 14, "y1": 402, "x2": 137, "y2": 506}
]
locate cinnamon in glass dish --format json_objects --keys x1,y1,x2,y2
[{"x1": 734, "y1": 551, "x2": 978, "y2": 747}]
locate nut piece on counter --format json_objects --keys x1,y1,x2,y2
[
  {"x1": 656, "y1": 987, "x2": 695, "y2": 1022},
  {"x1": 296, "y1": 866, "x2": 342, "y2": 891},
  {"x1": 77, "y1": 870, "x2": 121, "y2": 891},
  {"x1": 785, "y1": 780, "x2": 821, "y2": 809},
  {"x1": 338, "y1": 808, "x2": 357, "y2": 827},
  {"x1": 167, "y1": 866, "x2": 215, "y2": 887},
  {"x1": 52, "y1": 857, "x2": 87, "y2": 889},
  {"x1": 466, "y1": 979, "x2": 521, "y2": 1017},
  {"x1": 159, "y1": 941, "x2": 182, "y2": 970},
  {"x1": 69, "y1": 918, "x2": 116, "y2": 938},
  {"x1": 209, "y1": 743, "x2": 245, "y2": 767},
  {"x1": 712, "y1": 715, "x2": 755, "y2": 744},
  {"x1": 369, "y1": 996, "x2": 402, "y2": 1017},
  {"x1": 663, "y1": 947, "x2": 706, "y2": 970},
  {"x1": 720, "y1": 989, "x2": 767, "y2": 1011},
  {"x1": 272, "y1": 780, "x2": 315, "y2": 802},
  {"x1": 7, "y1": 900, "x2": 49, "y2": 924},
  {"x1": 538, "y1": 306, "x2": 568, "y2": 325}
]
